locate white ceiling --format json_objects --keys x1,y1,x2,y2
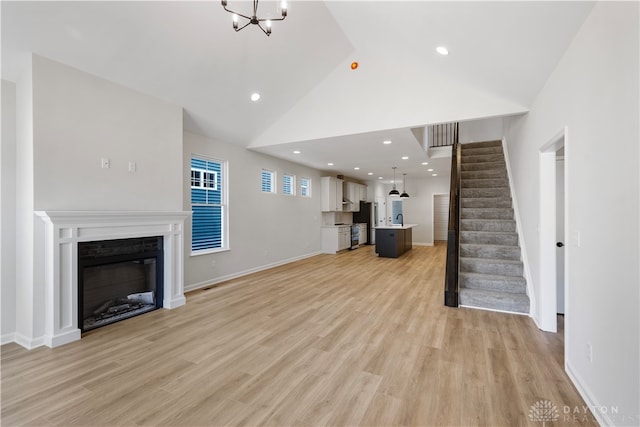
[{"x1": 1, "y1": 1, "x2": 595, "y2": 182}]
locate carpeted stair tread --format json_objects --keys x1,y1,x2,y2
[
  {"x1": 461, "y1": 169, "x2": 507, "y2": 179},
  {"x1": 461, "y1": 153, "x2": 506, "y2": 164},
  {"x1": 460, "y1": 231, "x2": 519, "y2": 246},
  {"x1": 461, "y1": 208, "x2": 514, "y2": 220},
  {"x1": 461, "y1": 140, "x2": 502, "y2": 148},
  {"x1": 461, "y1": 178, "x2": 509, "y2": 188},
  {"x1": 461, "y1": 198, "x2": 512, "y2": 208},
  {"x1": 460, "y1": 146, "x2": 505, "y2": 156},
  {"x1": 461, "y1": 161, "x2": 507, "y2": 172},
  {"x1": 459, "y1": 288, "x2": 530, "y2": 314},
  {"x1": 460, "y1": 243, "x2": 521, "y2": 259},
  {"x1": 459, "y1": 272, "x2": 527, "y2": 293},
  {"x1": 461, "y1": 187, "x2": 510, "y2": 197},
  {"x1": 460, "y1": 257, "x2": 524, "y2": 277},
  {"x1": 460, "y1": 219, "x2": 516, "y2": 232}
]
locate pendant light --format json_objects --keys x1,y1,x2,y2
[
  {"x1": 389, "y1": 166, "x2": 400, "y2": 196},
  {"x1": 400, "y1": 173, "x2": 410, "y2": 198}
]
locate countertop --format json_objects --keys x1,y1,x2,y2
[
  {"x1": 374, "y1": 224, "x2": 418, "y2": 230},
  {"x1": 321, "y1": 223, "x2": 367, "y2": 228}
]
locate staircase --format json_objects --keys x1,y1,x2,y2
[{"x1": 458, "y1": 140, "x2": 529, "y2": 314}]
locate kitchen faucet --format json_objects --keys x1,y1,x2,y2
[{"x1": 396, "y1": 213, "x2": 404, "y2": 227}]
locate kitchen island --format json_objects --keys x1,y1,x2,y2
[{"x1": 375, "y1": 224, "x2": 418, "y2": 258}]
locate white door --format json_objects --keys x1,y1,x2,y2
[
  {"x1": 556, "y1": 157, "x2": 565, "y2": 314},
  {"x1": 433, "y1": 194, "x2": 449, "y2": 241}
]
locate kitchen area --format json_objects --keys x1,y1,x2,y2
[{"x1": 320, "y1": 176, "x2": 417, "y2": 258}]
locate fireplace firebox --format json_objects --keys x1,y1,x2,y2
[{"x1": 78, "y1": 237, "x2": 164, "y2": 332}]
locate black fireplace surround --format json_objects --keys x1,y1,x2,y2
[{"x1": 78, "y1": 237, "x2": 164, "y2": 332}]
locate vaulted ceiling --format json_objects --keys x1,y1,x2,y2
[{"x1": 2, "y1": 1, "x2": 595, "y2": 181}]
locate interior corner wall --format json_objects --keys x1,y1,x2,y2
[
  {"x1": 503, "y1": 2, "x2": 639, "y2": 424},
  {"x1": 32, "y1": 55, "x2": 183, "y2": 211},
  {"x1": 1, "y1": 80, "x2": 18, "y2": 342},
  {"x1": 183, "y1": 131, "x2": 322, "y2": 290}
]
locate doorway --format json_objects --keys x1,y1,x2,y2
[
  {"x1": 539, "y1": 128, "x2": 567, "y2": 334},
  {"x1": 433, "y1": 194, "x2": 449, "y2": 243}
]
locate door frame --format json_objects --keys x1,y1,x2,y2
[{"x1": 538, "y1": 127, "x2": 568, "y2": 336}]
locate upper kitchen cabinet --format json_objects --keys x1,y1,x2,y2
[
  {"x1": 321, "y1": 176, "x2": 343, "y2": 212},
  {"x1": 344, "y1": 182, "x2": 368, "y2": 212}
]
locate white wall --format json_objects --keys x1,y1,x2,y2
[
  {"x1": 32, "y1": 55, "x2": 183, "y2": 211},
  {"x1": 504, "y1": 3, "x2": 639, "y2": 424},
  {"x1": 1, "y1": 80, "x2": 17, "y2": 342},
  {"x1": 370, "y1": 177, "x2": 449, "y2": 245},
  {"x1": 183, "y1": 131, "x2": 322, "y2": 290},
  {"x1": 459, "y1": 116, "x2": 505, "y2": 144}
]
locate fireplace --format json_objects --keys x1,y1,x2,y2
[
  {"x1": 78, "y1": 237, "x2": 164, "y2": 332},
  {"x1": 29, "y1": 210, "x2": 190, "y2": 349}
]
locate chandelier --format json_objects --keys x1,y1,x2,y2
[{"x1": 221, "y1": 0, "x2": 287, "y2": 36}]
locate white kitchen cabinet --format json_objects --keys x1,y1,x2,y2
[
  {"x1": 344, "y1": 182, "x2": 368, "y2": 212},
  {"x1": 321, "y1": 226, "x2": 351, "y2": 253},
  {"x1": 321, "y1": 177, "x2": 343, "y2": 212},
  {"x1": 358, "y1": 224, "x2": 367, "y2": 245}
]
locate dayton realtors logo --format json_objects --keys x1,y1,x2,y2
[{"x1": 529, "y1": 400, "x2": 560, "y2": 426}]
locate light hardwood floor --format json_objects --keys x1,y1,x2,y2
[{"x1": 1, "y1": 244, "x2": 597, "y2": 426}]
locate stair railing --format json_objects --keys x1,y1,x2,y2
[
  {"x1": 428, "y1": 121, "x2": 458, "y2": 148},
  {"x1": 444, "y1": 122, "x2": 460, "y2": 307}
]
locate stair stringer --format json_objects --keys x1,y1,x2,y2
[{"x1": 501, "y1": 137, "x2": 535, "y2": 320}]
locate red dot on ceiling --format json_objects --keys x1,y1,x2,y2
[{"x1": 351, "y1": 62, "x2": 358, "y2": 70}]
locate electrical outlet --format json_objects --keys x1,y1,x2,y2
[
  {"x1": 587, "y1": 343, "x2": 593, "y2": 362},
  {"x1": 101, "y1": 157, "x2": 111, "y2": 169}
]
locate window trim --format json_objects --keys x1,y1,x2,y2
[{"x1": 190, "y1": 154, "x2": 229, "y2": 256}]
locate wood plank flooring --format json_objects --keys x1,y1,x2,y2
[{"x1": 1, "y1": 244, "x2": 597, "y2": 426}]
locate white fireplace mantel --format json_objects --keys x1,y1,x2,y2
[{"x1": 35, "y1": 210, "x2": 191, "y2": 348}]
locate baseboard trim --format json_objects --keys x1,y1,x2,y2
[
  {"x1": 566, "y1": 361, "x2": 612, "y2": 426},
  {"x1": 185, "y1": 251, "x2": 321, "y2": 293},
  {"x1": 14, "y1": 332, "x2": 45, "y2": 350},
  {"x1": 1, "y1": 333, "x2": 15, "y2": 346},
  {"x1": 412, "y1": 242, "x2": 434, "y2": 247},
  {"x1": 459, "y1": 304, "x2": 529, "y2": 317}
]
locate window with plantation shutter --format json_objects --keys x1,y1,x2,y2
[
  {"x1": 300, "y1": 177, "x2": 311, "y2": 197},
  {"x1": 261, "y1": 169, "x2": 276, "y2": 193},
  {"x1": 191, "y1": 156, "x2": 228, "y2": 254},
  {"x1": 283, "y1": 173, "x2": 295, "y2": 196}
]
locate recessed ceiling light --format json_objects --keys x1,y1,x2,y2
[
  {"x1": 401, "y1": 156, "x2": 409, "y2": 160},
  {"x1": 421, "y1": 162, "x2": 429, "y2": 165},
  {"x1": 328, "y1": 162, "x2": 334, "y2": 166},
  {"x1": 427, "y1": 168, "x2": 434, "y2": 172},
  {"x1": 354, "y1": 167, "x2": 360, "y2": 170},
  {"x1": 436, "y1": 46, "x2": 449, "y2": 56},
  {"x1": 383, "y1": 140, "x2": 392, "y2": 145},
  {"x1": 293, "y1": 150, "x2": 301, "y2": 154},
  {"x1": 250, "y1": 92, "x2": 261, "y2": 101},
  {"x1": 378, "y1": 176, "x2": 383, "y2": 180},
  {"x1": 367, "y1": 172, "x2": 373, "y2": 176},
  {"x1": 432, "y1": 173, "x2": 438, "y2": 176}
]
